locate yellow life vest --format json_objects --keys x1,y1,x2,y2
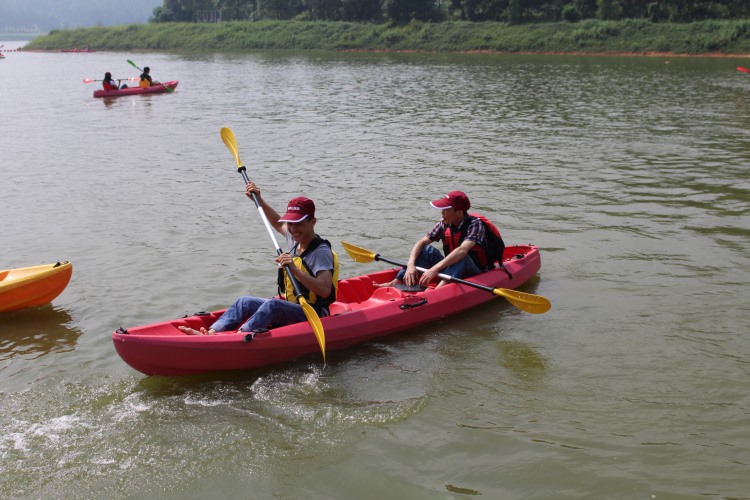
[
  {"x1": 279, "y1": 237, "x2": 339, "y2": 314},
  {"x1": 139, "y1": 78, "x2": 150, "y2": 88}
]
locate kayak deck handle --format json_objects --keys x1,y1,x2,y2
[
  {"x1": 244, "y1": 328, "x2": 271, "y2": 342},
  {"x1": 400, "y1": 298, "x2": 427, "y2": 310}
]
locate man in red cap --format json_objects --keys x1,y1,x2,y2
[
  {"x1": 376, "y1": 190, "x2": 489, "y2": 289},
  {"x1": 180, "y1": 182, "x2": 338, "y2": 335}
]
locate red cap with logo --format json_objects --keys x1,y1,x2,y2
[
  {"x1": 279, "y1": 197, "x2": 316, "y2": 223},
  {"x1": 430, "y1": 191, "x2": 470, "y2": 212}
]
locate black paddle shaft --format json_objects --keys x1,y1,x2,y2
[{"x1": 375, "y1": 254, "x2": 496, "y2": 294}]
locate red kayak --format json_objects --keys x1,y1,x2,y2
[
  {"x1": 113, "y1": 244, "x2": 543, "y2": 376},
  {"x1": 93, "y1": 80, "x2": 178, "y2": 98}
]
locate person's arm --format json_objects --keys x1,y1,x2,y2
[
  {"x1": 245, "y1": 182, "x2": 284, "y2": 234},
  {"x1": 401, "y1": 235, "x2": 432, "y2": 286},
  {"x1": 288, "y1": 264, "x2": 332, "y2": 299},
  {"x1": 419, "y1": 217, "x2": 484, "y2": 285},
  {"x1": 276, "y1": 252, "x2": 334, "y2": 298},
  {"x1": 418, "y1": 239, "x2": 476, "y2": 286}
]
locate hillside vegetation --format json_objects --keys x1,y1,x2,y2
[
  {"x1": 24, "y1": 19, "x2": 750, "y2": 55},
  {"x1": 150, "y1": 0, "x2": 750, "y2": 25}
]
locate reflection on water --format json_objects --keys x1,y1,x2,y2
[
  {"x1": 0, "y1": 306, "x2": 82, "y2": 361},
  {"x1": 496, "y1": 339, "x2": 548, "y2": 383}
]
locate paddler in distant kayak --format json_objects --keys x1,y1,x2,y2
[
  {"x1": 179, "y1": 182, "x2": 339, "y2": 335},
  {"x1": 139, "y1": 66, "x2": 153, "y2": 87},
  {"x1": 102, "y1": 72, "x2": 127, "y2": 90}
]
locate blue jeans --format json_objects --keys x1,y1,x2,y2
[
  {"x1": 210, "y1": 296, "x2": 307, "y2": 333},
  {"x1": 395, "y1": 244, "x2": 481, "y2": 282}
]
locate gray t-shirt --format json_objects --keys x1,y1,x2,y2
[{"x1": 285, "y1": 232, "x2": 334, "y2": 277}]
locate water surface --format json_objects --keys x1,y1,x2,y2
[{"x1": 2, "y1": 41, "x2": 749, "y2": 498}]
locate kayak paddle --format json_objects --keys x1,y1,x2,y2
[
  {"x1": 83, "y1": 76, "x2": 139, "y2": 84},
  {"x1": 220, "y1": 127, "x2": 327, "y2": 364},
  {"x1": 737, "y1": 66, "x2": 750, "y2": 74},
  {"x1": 126, "y1": 59, "x2": 174, "y2": 92},
  {"x1": 340, "y1": 240, "x2": 551, "y2": 314}
]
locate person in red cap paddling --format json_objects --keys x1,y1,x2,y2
[
  {"x1": 375, "y1": 190, "x2": 492, "y2": 289},
  {"x1": 179, "y1": 182, "x2": 338, "y2": 335}
]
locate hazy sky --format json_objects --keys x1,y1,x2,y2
[{"x1": 0, "y1": 0, "x2": 164, "y2": 32}]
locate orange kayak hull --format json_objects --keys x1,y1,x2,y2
[{"x1": 0, "y1": 261, "x2": 73, "y2": 313}]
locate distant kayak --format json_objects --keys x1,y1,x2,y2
[
  {"x1": 93, "y1": 80, "x2": 178, "y2": 98},
  {"x1": 0, "y1": 261, "x2": 73, "y2": 313}
]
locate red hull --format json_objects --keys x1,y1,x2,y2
[
  {"x1": 113, "y1": 245, "x2": 542, "y2": 376},
  {"x1": 93, "y1": 80, "x2": 178, "y2": 98}
]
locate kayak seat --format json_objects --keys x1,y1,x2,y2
[
  {"x1": 335, "y1": 281, "x2": 354, "y2": 303},
  {"x1": 172, "y1": 311, "x2": 223, "y2": 332},
  {"x1": 329, "y1": 302, "x2": 352, "y2": 315},
  {"x1": 369, "y1": 287, "x2": 405, "y2": 302},
  {"x1": 336, "y1": 277, "x2": 374, "y2": 304}
]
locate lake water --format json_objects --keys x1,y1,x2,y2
[{"x1": 2, "y1": 40, "x2": 749, "y2": 498}]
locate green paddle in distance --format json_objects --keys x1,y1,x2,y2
[
  {"x1": 220, "y1": 127, "x2": 327, "y2": 364},
  {"x1": 126, "y1": 59, "x2": 174, "y2": 93},
  {"x1": 341, "y1": 240, "x2": 551, "y2": 314}
]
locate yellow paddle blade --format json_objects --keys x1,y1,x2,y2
[
  {"x1": 341, "y1": 240, "x2": 551, "y2": 314},
  {"x1": 220, "y1": 127, "x2": 243, "y2": 168},
  {"x1": 299, "y1": 297, "x2": 326, "y2": 364},
  {"x1": 492, "y1": 288, "x2": 551, "y2": 314},
  {"x1": 341, "y1": 240, "x2": 377, "y2": 263}
]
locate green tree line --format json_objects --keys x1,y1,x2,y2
[{"x1": 151, "y1": 0, "x2": 750, "y2": 24}]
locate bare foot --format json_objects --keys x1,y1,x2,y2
[
  {"x1": 373, "y1": 279, "x2": 402, "y2": 288},
  {"x1": 435, "y1": 279, "x2": 450, "y2": 289},
  {"x1": 178, "y1": 326, "x2": 216, "y2": 335}
]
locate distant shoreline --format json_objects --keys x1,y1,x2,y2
[
  {"x1": 343, "y1": 48, "x2": 750, "y2": 58},
  {"x1": 0, "y1": 34, "x2": 43, "y2": 41},
  {"x1": 20, "y1": 47, "x2": 750, "y2": 59},
  {"x1": 24, "y1": 20, "x2": 750, "y2": 56}
]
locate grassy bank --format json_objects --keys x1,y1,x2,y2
[{"x1": 24, "y1": 19, "x2": 750, "y2": 55}]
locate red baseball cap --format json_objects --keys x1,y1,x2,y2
[
  {"x1": 279, "y1": 197, "x2": 315, "y2": 223},
  {"x1": 430, "y1": 191, "x2": 470, "y2": 212}
]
